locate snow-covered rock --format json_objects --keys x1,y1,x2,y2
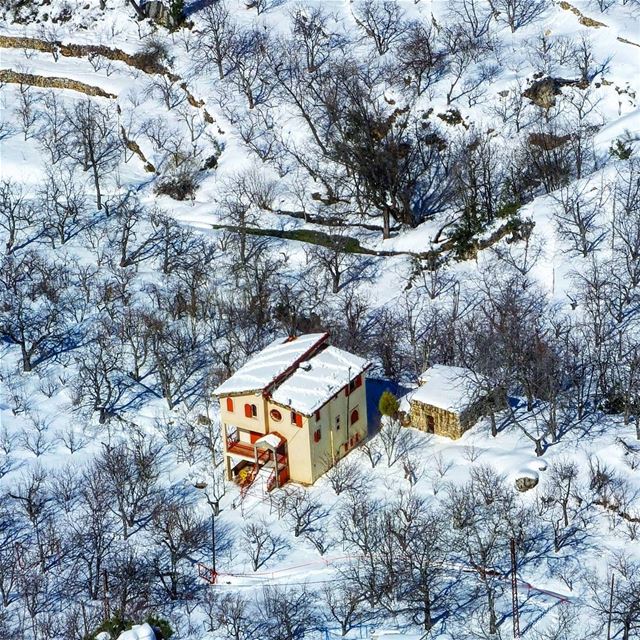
[
  {"x1": 116, "y1": 623, "x2": 156, "y2": 640},
  {"x1": 515, "y1": 471, "x2": 540, "y2": 492}
]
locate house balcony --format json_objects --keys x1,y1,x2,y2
[{"x1": 225, "y1": 437, "x2": 255, "y2": 460}]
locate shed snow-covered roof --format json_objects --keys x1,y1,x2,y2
[
  {"x1": 213, "y1": 333, "x2": 329, "y2": 396},
  {"x1": 409, "y1": 365, "x2": 480, "y2": 413},
  {"x1": 271, "y1": 345, "x2": 370, "y2": 415}
]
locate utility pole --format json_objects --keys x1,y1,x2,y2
[
  {"x1": 345, "y1": 366, "x2": 352, "y2": 445},
  {"x1": 196, "y1": 470, "x2": 218, "y2": 584},
  {"x1": 606, "y1": 573, "x2": 615, "y2": 640},
  {"x1": 103, "y1": 570, "x2": 110, "y2": 621},
  {"x1": 211, "y1": 511, "x2": 216, "y2": 575},
  {"x1": 510, "y1": 538, "x2": 520, "y2": 639}
]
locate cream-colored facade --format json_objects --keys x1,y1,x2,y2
[{"x1": 219, "y1": 378, "x2": 368, "y2": 487}]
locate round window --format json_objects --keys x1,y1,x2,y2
[{"x1": 270, "y1": 409, "x2": 282, "y2": 422}]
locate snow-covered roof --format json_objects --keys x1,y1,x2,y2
[
  {"x1": 409, "y1": 365, "x2": 480, "y2": 413},
  {"x1": 213, "y1": 333, "x2": 329, "y2": 396},
  {"x1": 255, "y1": 433, "x2": 284, "y2": 448},
  {"x1": 271, "y1": 345, "x2": 370, "y2": 415}
]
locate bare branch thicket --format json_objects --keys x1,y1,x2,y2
[
  {"x1": 488, "y1": 0, "x2": 548, "y2": 33},
  {"x1": 352, "y1": 0, "x2": 406, "y2": 55}
]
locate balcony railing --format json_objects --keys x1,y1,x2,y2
[{"x1": 226, "y1": 440, "x2": 255, "y2": 458}]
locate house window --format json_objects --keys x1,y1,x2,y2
[
  {"x1": 347, "y1": 374, "x2": 363, "y2": 394},
  {"x1": 313, "y1": 429, "x2": 321, "y2": 443},
  {"x1": 270, "y1": 409, "x2": 282, "y2": 422},
  {"x1": 244, "y1": 403, "x2": 257, "y2": 418},
  {"x1": 226, "y1": 397, "x2": 234, "y2": 412},
  {"x1": 335, "y1": 415, "x2": 341, "y2": 431},
  {"x1": 350, "y1": 408, "x2": 359, "y2": 426},
  {"x1": 291, "y1": 411, "x2": 303, "y2": 428},
  {"x1": 315, "y1": 409, "x2": 321, "y2": 421}
]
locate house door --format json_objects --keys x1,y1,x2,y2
[{"x1": 426, "y1": 415, "x2": 435, "y2": 434}]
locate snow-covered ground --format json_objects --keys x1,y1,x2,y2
[{"x1": 1, "y1": 0, "x2": 639, "y2": 638}]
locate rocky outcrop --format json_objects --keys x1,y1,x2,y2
[
  {"x1": 141, "y1": 1, "x2": 178, "y2": 29},
  {"x1": 528, "y1": 132, "x2": 571, "y2": 150},
  {"x1": 515, "y1": 474, "x2": 539, "y2": 492},
  {"x1": 522, "y1": 77, "x2": 587, "y2": 109},
  {"x1": 120, "y1": 125, "x2": 156, "y2": 173},
  {"x1": 0, "y1": 69, "x2": 116, "y2": 98},
  {"x1": 0, "y1": 35, "x2": 177, "y2": 78},
  {"x1": 558, "y1": 2, "x2": 607, "y2": 28}
]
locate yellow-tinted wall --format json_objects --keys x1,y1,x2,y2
[
  {"x1": 219, "y1": 377, "x2": 369, "y2": 486},
  {"x1": 220, "y1": 392, "x2": 269, "y2": 437},
  {"x1": 265, "y1": 399, "x2": 313, "y2": 484}
]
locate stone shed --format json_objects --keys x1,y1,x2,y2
[{"x1": 406, "y1": 365, "x2": 487, "y2": 439}]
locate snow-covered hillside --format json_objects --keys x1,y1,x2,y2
[{"x1": 0, "y1": 0, "x2": 639, "y2": 638}]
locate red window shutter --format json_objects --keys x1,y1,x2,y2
[
  {"x1": 226, "y1": 397, "x2": 234, "y2": 412},
  {"x1": 315, "y1": 410, "x2": 320, "y2": 421},
  {"x1": 356, "y1": 374, "x2": 362, "y2": 388},
  {"x1": 295, "y1": 413, "x2": 303, "y2": 428},
  {"x1": 345, "y1": 386, "x2": 350, "y2": 397},
  {"x1": 350, "y1": 409, "x2": 359, "y2": 426},
  {"x1": 244, "y1": 404, "x2": 252, "y2": 418}
]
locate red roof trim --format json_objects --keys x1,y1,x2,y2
[{"x1": 262, "y1": 332, "x2": 330, "y2": 398}]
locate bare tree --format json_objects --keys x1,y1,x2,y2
[
  {"x1": 242, "y1": 518, "x2": 289, "y2": 571},
  {"x1": 204, "y1": 591, "x2": 255, "y2": 640},
  {"x1": 488, "y1": 0, "x2": 548, "y2": 32},
  {"x1": 537, "y1": 459, "x2": 587, "y2": 552},
  {"x1": 15, "y1": 83, "x2": 40, "y2": 141},
  {"x1": 304, "y1": 228, "x2": 374, "y2": 294},
  {"x1": 552, "y1": 181, "x2": 608, "y2": 257},
  {"x1": 378, "y1": 416, "x2": 413, "y2": 467},
  {"x1": 38, "y1": 166, "x2": 88, "y2": 248},
  {"x1": 0, "y1": 180, "x2": 39, "y2": 254},
  {"x1": 392, "y1": 19, "x2": 447, "y2": 96},
  {"x1": 352, "y1": 0, "x2": 406, "y2": 55},
  {"x1": 228, "y1": 27, "x2": 273, "y2": 110},
  {"x1": 320, "y1": 579, "x2": 373, "y2": 637},
  {"x1": 586, "y1": 555, "x2": 640, "y2": 640},
  {"x1": 195, "y1": 1, "x2": 236, "y2": 80},
  {"x1": 151, "y1": 498, "x2": 208, "y2": 600},
  {"x1": 96, "y1": 437, "x2": 165, "y2": 539},
  {"x1": 446, "y1": 466, "x2": 540, "y2": 636},
  {"x1": 256, "y1": 585, "x2": 319, "y2": 640},
  {"x1": 278, "y1": 486, "x2": 329, "y2": 538},
  {"x1": 71, "y1": 329, "x2": 132, "y2": 424},
  {"x1": 64, "y1": 99, "x2": 121, "y2": 210},
  {"x1": 325, "y1": 455, "x2": 365, "y2": 495},
  {"x1": 0, "y1": 251, "x2": 77, "y2": 372},
  {"x1": 448, "y1": 0, "x2": 495, "y2": 39},
  {"x1": 290, "y1": 5, "x2": 339, "y2": 73}
]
